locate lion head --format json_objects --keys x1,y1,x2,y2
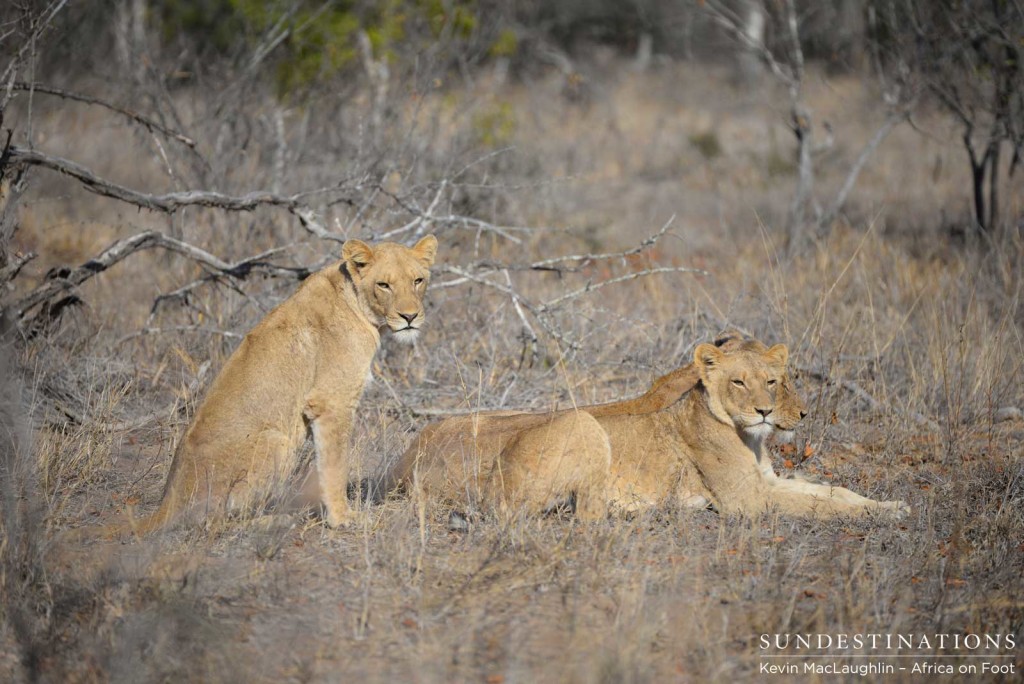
[
  {"x1": 713, "y1": 331, "x2": 807, "y2": 436},
  {"x1": 771, "y1": 374, "x2": 807, "y2": 437},
  {"x1": 694, "y1": 341, "x2": 789, "y2": 438},
  {"x1": 342, "y1": 235, "x2": 438, "y2": 343}
]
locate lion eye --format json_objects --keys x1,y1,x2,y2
[
  {"x1": 376, "y1": 282, "x2": 391, "y2": 290},
  {"x1": 767, "y1": 379, "x2": 777, "y2": 387},
  {"x1": 731, "y1": 379, "x2": 745, "y2": 388},
  {"x1": 414, "y1": 277, "x2": 424, "y2": 285}
]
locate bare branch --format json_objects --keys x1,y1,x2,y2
[
  {"x1": 10, "y1": 82, "x2": 198, "y2": 149},
  {"x1": 115, "y1": 325, "x2": 243, "y2": 347},
  {"x1": 703, "y1": 0, "x2": 796, "y2": 89},
  {"x1": 440, "y1": 265, "x2": 578, "y2": 349},
  {"x1": 0, "y1": 0, "x2": 69, "y2": 111},
  {"x1": 7, "y1": 231, "x2": 308, "y2": 320},
  {"x1": 798, "y1": 365, "x2": 938, "y2": 430},
  {"x1": 819, "y1": 111, "x2": 906, "y2": 231},
  {"x1": 539, "y1": 266, "x2": 706, "y2": 312},
  {"x1": 0, "y1": 251, "x2": 35, "y2": 286},
  {"x1": 530, "y1": 215, "x2": 676, "y2": 270},
  {"x1": 374, "y1": 182, "x2": 527, "y2": 243},
  {"x1": 504, "y1": 269, "x2": 538, "y2": 368},
  {"x1": 8, "y1": 146, "x2": 352, "y2": 242}
]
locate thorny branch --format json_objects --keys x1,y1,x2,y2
[
  {"x1": 5, "y1": 231, "x2": 308, "y2": 321},
  {"x1": 10, "y1": 82, "x2": 198, "y2": 149},
  {"x1": 8, "y1": 146, "x2": 335, "y2": 218},
  {"x1": 2, "y1": 139, "x2": 702, "y2": 364},
  {"x1": 440, "y1": 218, "x2": 706, "y2": 363}
]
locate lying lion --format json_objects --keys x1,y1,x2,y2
[
  {"x1": 384, "y1": 332, "x2": 796, "y2": 514},
  {"x1": 116, "y1": 235, "x2": 438, "y2": 534},
  {"x1": 393, "y1": 410, "x2": 611, "y2": 520},
  {"x1": 388, "y1": 337, "x2": 908, "y2": 521}
]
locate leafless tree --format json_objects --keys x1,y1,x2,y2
[
  {"x1": 868, "y1": 0, "x2": 1024, "y2": 234},
  {"x1": 703, "y1": 0, "x2": 912, "y2": 254}
]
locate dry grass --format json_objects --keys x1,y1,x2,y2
[{"x1": 2, "y1": 56, "x2": 1023, "y2": 682}]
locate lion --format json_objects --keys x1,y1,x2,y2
[
  {"x1": 390, "y1": 341, "x2": 907, "y2": 521},
  {"x1": 116, "y1": 235, "x2": 438, "y2": 534},
  {"x1": 599, "y1": 343, "x2": 908, "y2": 519},
  {"x1": 585, "y1": 331, "x2": 807, "y2": 480},
  {"x1": 389, "y1": 410, "x2": 610, "y2": 520}
]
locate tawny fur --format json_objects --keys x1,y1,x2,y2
[
  {"x1": 113, "y1": 235, "x2": 438, "y2": 535},
  {"x1": 389, "y1": 410, "x2": 610, "y2": 520},
  {"x1": 392, "y1": 340, "x2": 908, "y2": 521},
  {"x1": 600, "y1": 344, "x2": 907, "y2": 519}
]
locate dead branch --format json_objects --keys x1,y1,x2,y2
[
  {"x1": 0, "y1": 251, "x2": 35, "y2": 286},
  {"x1": 45, "y1": 361, "x2": 210, "y2": 433},
  {"x1": 539, "y1": 266, "x2": 706, "y2": 311},
  {"x1": 374, "y1": 182, "x2": 527, "y2": 244},
  {"x1": 818, "y1": 111, "x2": 907, "y2": 232},
  {"x1": 11, "y1": 82, "x2": 197, "y2": 149},
  {"x1": 7, "y1": 231, "x2": 308, "y2": 320},
  {"x1": 504, "y1": 269, "x2": 538, "y2": 368},
  {"x1": 7, "y1": 146, "x2": 348, "y2": 241},
  {"x1": 114, "y1": 326, "x2": 243, "y2": 347},
  {"x1": 529, "y1": 215, "x2": 676, "y2": 271},
  {"x1": 0, "y1": 0, "x2": 69, "y2": 111},
  {"x1": 798, "y1": 364, "x2": 938, "y2": 430},
  {"x1": 150, "y1": 252, "x2": 334, "y2": 315},
  {"x1": 703, "y1": 0, "x2": 797, "y2": 90}
]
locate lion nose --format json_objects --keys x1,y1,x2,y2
[
  {"x1": 399, "y1": 312, "x2": 417, "y2": 324},
  {"x1": 756, "y1": 407, "x2": 772, "y2": 418}
]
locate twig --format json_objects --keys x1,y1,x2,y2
[
  {"x1": 798, "y1": 364, "x2": 938, "y2": 430},
  {"x1": 7, "y1": 146, "x2": 348, "y2": 242},
  {"x1": 375, "y1": 183, "x2": 526, "y2": 243},
  {"x1": 529, "y1": 214, "x2": 676, "y2": 270},
  {"x1": 704, "y1": 0, "x2": 796, "y2": 90},
  {"x1": 539, "y1": 266, "x2": 706, "y2": 311},
  {"x1": 440, "y1": 265, "x2": 578, "y2": 349},
  {"x1": 115, "y1": 325, "x2": 243, "y2": 347},
  {"x1": 504, "y1": 269, "x2": 538, "y2": 368},
  {"x1": 10, "y1": 82, "x2": 198, "y2": 149},
  {"x1": 819, "y1": 111, "x2": 906, "y2": 231},
  {"x1": 290, "y1": 206, "x2": 346, "y2": 243},
  {"x1": 0, "y1": 251, "x2": 35, "y2": 285},
  {"x1": 376, "y1": 179, "x2": 448, "y2": 240},
  {"x1": 0, "y1": 0, "x2": 69, "y2": 112},
  {"x1": 8, "y1": 231, "x2": 307, "y2": 319},
  {"x1": 44, "y1": 361, "x2": 211, "y2": 433}
]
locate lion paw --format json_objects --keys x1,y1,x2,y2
[{"x1": 325, "y1": 506, "x2": 360, "y2": 528}]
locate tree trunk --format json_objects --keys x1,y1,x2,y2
[
  {"x1": 987, "y1": 140, "x2": 1000, "y2": 232},
  {"x1": 736, "y1": 0, "x2": 766, "y2": 86},
  {"x1": 965, "y1": 133, "x2": 989, "y2": 233},
  {"x1": 788, "y1": 105, "x2": 814, "y2": 255}
]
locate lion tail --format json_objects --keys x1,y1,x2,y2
[{"x1": 59, "y1": 493, "x2": 182, "y2": 545}]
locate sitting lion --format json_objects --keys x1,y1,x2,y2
[{"x1": 120, "y1": 235, "x2": 438, "y2": 534}]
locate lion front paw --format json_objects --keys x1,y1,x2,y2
[{"x1": 325, "y1": 504, "x2": 359, "y2": 528}]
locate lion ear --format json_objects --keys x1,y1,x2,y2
[
  {"x1": 713, "y1": 330, "x2": 745, "y2": 351},
  {"x1": 412, "y1": 234, "x2": 437, "y2": 267},
  {"x1": 342, "y1": 239, "x2": 374, "y2": 271},
  {"x1": 694, "y1": 343, "x2": 724, "y2": 372},
  {"x1": 763, "y1": 343, "x2": 789, "y2": 367}
]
